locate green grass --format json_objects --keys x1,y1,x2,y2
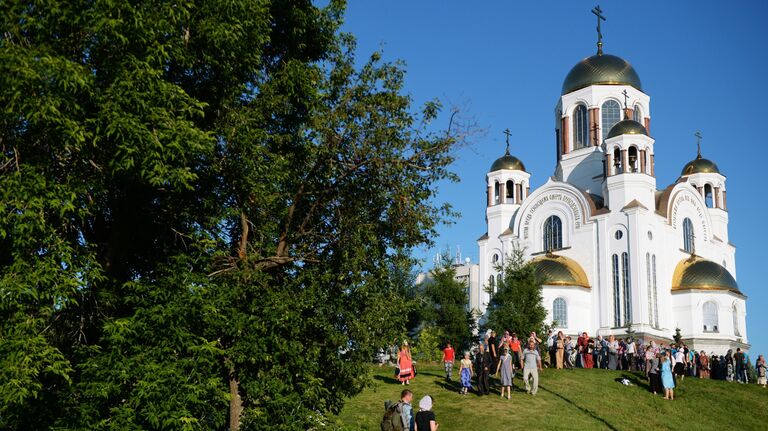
[{"x1": 333, "y1": 364, "x2": 768, "y2": 430}]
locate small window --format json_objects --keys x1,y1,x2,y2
[
  {"x1": 602, "y1": 100, "x2": 622, "y2": 140},
  {"x1": 647, "y1": 231, "x2": 653, "y2": 240},
  {"x1": 553, "y1": 298, "x2": 567, "y2": 327},
  {"x1": 505, "y1": 180, "x2": 515, "y2": 202},
  {"x1": 614, "y1": 230, "x2": 623, "y2": 240},
  {"x1": 612, "y1": 254, "x2": 621, "y2": 327},
  {"x1": 543, "y1": 215, "x2": 563, "y2": 251},
  {"x1": 703, "y1": 301, "x2": 718, "y2": 333},
  {"x1": 732, "y1": 305, "x2": 740, "y2": 336},
  {"x1": 493, "y1": 253, "x2": 499, "y2": 264},
  {"x1": 633, "y1": 105, "x2": 643, "y2": 123},
  {"x1": 683, "y1": 218, "x2": 695, "y2": 254},
  {"x1": 573, "y1": 104, "x2": 589, "y2": 149}
]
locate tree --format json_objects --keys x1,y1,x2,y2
[
  {"x1": 419, "y1": 256, "x2": 476, "y2": 350},
  {"x1": 484, "y1": 248, "x2": 547, "y2": 339},
  {"x1": 0, "y1": 1, "x2": 472, "y2": 429},
  {"x1": 673, "y1": 328, "x2": 683, "y2": 346}
]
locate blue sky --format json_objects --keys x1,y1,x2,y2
[{"x1": 340, "y1": 1, "x2": 768, "y2": 356}]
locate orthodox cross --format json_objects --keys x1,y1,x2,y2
[
  {"x1": 592, "y1": 5, "x2": 606, "y2": 55},
  {"x1": 503, "y1": 128, "x2": 512, "y2": 153},
  {"x1": 695, "y1": 131, "x2": 703, "y2": 157},
  {"x1": 622, "y1": 89, "x2": 629, "y2": 109}
]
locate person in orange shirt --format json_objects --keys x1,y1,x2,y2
[
  {"x1": 509, "y1": 332, "x2": 522, "y2": 367},
  {"x1": 441, "y1": 342, "x2": 455, "y2": 381}
]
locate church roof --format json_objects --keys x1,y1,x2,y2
[
  {"x1": 671, "y1": 256, "x2": 741, "y2": 294},
  {"x1": 622, "y1": 199, "x2": 648, "y2": 211},
  {"x1": 530, "y1": 254, "x2": 590, "y2": 288},
  {"x1": 681, "y1": 154, "x2": 720, "y2": 176},
  {"x1": 490, "y1": 151, "x2": 526, "y2": 172},
  {"x1": 562, "y1": 53, "x2": 642, "y2": 95},
  {"x1": 607, "y1": 119, "x2": 648, "y2": 139}
]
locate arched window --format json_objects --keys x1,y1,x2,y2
[
  {"x1": 553, "y1": 298, "x2": 567, "y2": 327},
  {"x1": 488, "y1": 275, "x2": 495, "y2": 294},
  {"x1": 573, "y1": 104, "x2": 589, "y2": 149},
  {"x1": 612, "y1": 254, "x2": 621, "y2": 327},
  {"x1": 496, "y1": 274, "x2": 502, "y2": 289},
  {"x1": 628, "y1": 146, "x2": 639, "y2": 173},
  {"x1": 704, "y1": 184, "x2": 714, "y2": 208},
  {"x1": 703, "y1": 301, "x2": 718, "y2": 332},
  {"x1": 493, "y1": 181, "x2": 500, "y2": 205},
  {"x1": 613, "y1": 147, "x2": 622, "y2": 174},
  {"x1": 733, "y1": 305, "x2": 740, "y2": 336},
  {"x1": 683, "y1": 218, "x2": 695, "y2": 254},
  {"x1": 601, "y1": 100, "x2": 621, "y2": 140},
  {"x1": 506, "y1": 180, "x2": 514, "y2": 202},
  {"x1": 646, "y1": 253, "x2": 653, "y2": 326},
  {"x1": 543, "y1": 215, "x2": 563, "y2": 251},
  {"x1": 633, "y1": 104, "x2": 643, "y2": 123},
  {"x1": 622, "y1": 252, "x2": 632, "y2": 325}
]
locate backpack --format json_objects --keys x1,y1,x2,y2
[{"x1": 381, "y1": 400, "x2": 404, "y2": 431}]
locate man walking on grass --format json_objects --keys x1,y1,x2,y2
[
  {"x1": 521, "y1": 340, "x2": 542, "y2": 396},
  {"x1": 475, "y1": 344, "x2": 492, "y2": 395}
]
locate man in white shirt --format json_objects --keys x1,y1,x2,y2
[{"x1": 520, "y1": 340, "x2": 542, "y2": 396}]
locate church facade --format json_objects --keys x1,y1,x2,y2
[{"x1": 470, "y1": 43, "x2": 749, "y2": 354}]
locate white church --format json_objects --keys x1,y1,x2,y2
[{"x1": 468, "y1": 14, "x2": 749, "y2": 354}]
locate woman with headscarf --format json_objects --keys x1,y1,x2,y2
[
  {"x1": 661, "y1": 351, "x2": 675, "y2": 400},
  {"x1": 414, "y1": 395, "x2": 438, "y2": 431},
  {"x1": 555, "y1": 331, "x2": 565, "y2": 369},
  {"x1": 699, "y1": 351, "x2": 710, "y2": 379},
  {"x1": 397, "y1": 344, "x2": 414, "y2": 385},
  {"x1": 756, "y1": 355, "x2": 767, "y2": 388}
]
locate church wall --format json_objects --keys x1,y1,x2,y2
[{"x1": 542, "y1": 286, "x2": 592, "y2": 337}]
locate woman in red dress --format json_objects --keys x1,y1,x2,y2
[
  {"x1": 578, "y1": 332, "x2": 594, "y2": 368},
  {"x1": 397, "y1": 344, "x2": 414, "y2": 384},
  {"x1": 699, "y1": 351, "x2": 710, "y2": 379}
]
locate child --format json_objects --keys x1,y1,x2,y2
[
  {"x1": 495, "y1": 348, "x2": 514, "y2": 399},
  {"x1": 661, "y1": 352, "x2": 675, "y2": 400},
  {"x1": 459, "y1": 351, "x2": 473, "y2": 394}
]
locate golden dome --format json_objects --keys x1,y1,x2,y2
[
  {"x1": 681, "y1": 155, "x2": 720, "y2": 176},
  {"x1": 531, "y1": 254, "x2": 590, "y2": 288},
  {"x1": 607, "y1": 119, "x2": 648, "y2": 139},
  {"x1": 562, "y1": 54, "x2": 642, "y2": 95},
  {"x1": 671, "y1": 256, "x2": 740, "y2": 293},
  {"x1": 490, "y1": 150, "x2": 526, "y2": 172}
]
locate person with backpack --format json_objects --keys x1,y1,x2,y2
[{"x1": 380, "y1": 389, "x2": 413, "y2": 431}]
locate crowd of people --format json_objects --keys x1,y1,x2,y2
[{"x1": 385, "y1": 330, "x2": 766, "y2": 430}]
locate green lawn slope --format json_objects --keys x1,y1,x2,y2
[{"x1": 333, "y1": 364, "x2": 768, "y2": 430}]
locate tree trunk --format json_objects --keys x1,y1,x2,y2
[{"x1": 229, "y1": 372, "x2": 242, "y2": 431}]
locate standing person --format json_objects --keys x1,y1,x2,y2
[
  {"x1": 521, "y1": 340, "x2": 542, "y2": 396},
  {"x1": 528, "y1": 331, "x2": 542, "y2": 350},
  {"x1": 607, "y1": 335, "x2": 619, "y2": 370},
  {"x1": 577, "y1": 332, "x2": 589, "y2": 368},
  {"x1": 586, "y1": 337, "x2": 596, "y2": 369},
  {"x1": 699, "y1": 351, "x2": 710, "y2": 379},
  {"x1": 648, "y1": 352, "x2": 661, "y2": 395},
  {"x1": 488, "y1": 331, "x2": 499, "y2": 373},
  {"x1": 441, "y1": 342, "x2": 455, "y2": 381},
  {"x1": 555, "y1": 331, "x2": 565, "y2": 369},
  {"x1": 400, "y1": 390, "x2": 414, "y2": 431},
  {"x1": 734, "y1": 348, "x2": 744, "y2": 383},
  {"x1": 546, "y1": 329, "x2": 556, "y2": 367},
  {"x1": 725, "y1": 350, "x2": 735, "y2": 382},
  {"x1": 475, "y1": 344, "x2": 492, "y2": 395},
  {"x1": 661, "y1": 352, "x2": 676, "y2": 400},
  {"x1": 756, "y1": 355, "x2": 767, "y2": 388},
  {"x1": 626, "y1": 337, "x2": 636, "y2": 371},
  {"x1": 564, "y1": 336, "x2": 574, "y2": 369},
  {"x1": 459, "y1": 352, "x2": 473, "y2": 395},
  {"x1": 397, "y1": 344, "x2": 415, "y2": 385},
  {"x1": 509, "y1": 333, "x2": 522, "y2": 369},
  {"x1": 673, "y1": 347, "x2": 686, "y2": 381},
  {"x1": 499, "y1": 330, "x2": 512, "y2": 352},
  {"x1": 597, "y1": 335, "x2": 608, "y2": 369},
  {"x1": 414, "y1": 395, "x2": 438, "y2": 431},
  {"x1": 495, "y1": 348, "x2": 515, "y2": 399}
]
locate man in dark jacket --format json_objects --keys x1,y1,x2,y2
[{"x1": 475, "y1": 344, "x2": 492, "y2": 395}]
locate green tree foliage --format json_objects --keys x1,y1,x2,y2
[
  {"x1": 0, "y1": 1, "x2": 468, "y2": 429},
  {"x1": 411, "y1": 325, "x2": 444, "y2": 363},
  {"x1": 420, "y1": 256, "x2": 475, "y2": 350},
  {"x1": 673, "y1": 328, "x2": 683, "y2": 345},
  {"x1": 484, "y1": 248, "x2": 547, "y2": 339}
]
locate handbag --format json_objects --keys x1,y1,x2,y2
[{"x1": 394, "y1": 367, "x2": 400, "y2": 377}]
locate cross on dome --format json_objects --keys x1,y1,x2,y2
[{"x1": 592, "y1": 5, "x2": 607, "y2": 55}]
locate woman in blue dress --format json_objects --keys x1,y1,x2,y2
[
  {"x1": 661, "y1": 352, "x2": 675, "y2": 400},
  {"x1": 459, "y1": 352, "x2": 473, "y2": 394}
]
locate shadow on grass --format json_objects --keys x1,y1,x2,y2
[
  {"x1": 619, "y1": 371, "x2": 651, "y2": 391},
  {"x1": 537, "y1": 384, "x2": 620, "y2": 431},
  {"x1": 433, "y1": 378, "x2": 462, "y2": 392},
  {"x1": 373, "y1": 374, "x2": 400, "y2": 384}
]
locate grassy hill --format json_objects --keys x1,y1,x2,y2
[{"x1": 332, "y1": 364, "x2": 768, "y2": 430}]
